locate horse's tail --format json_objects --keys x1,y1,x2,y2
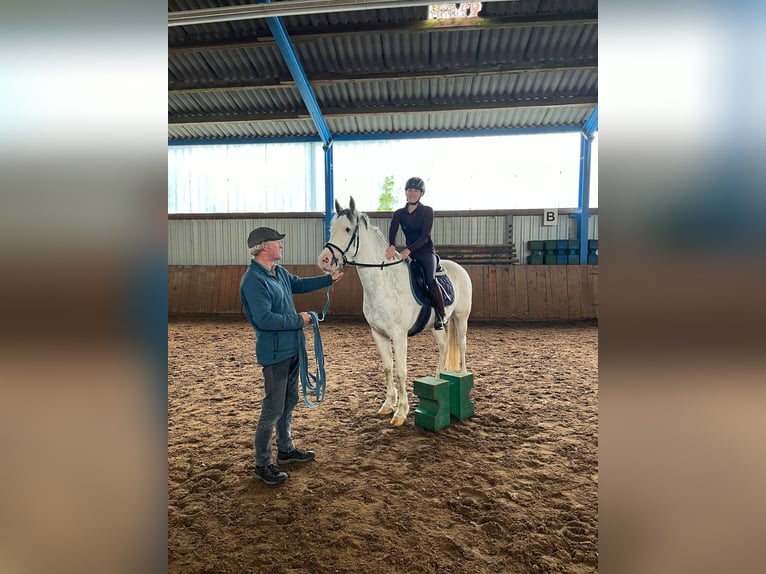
[{"x1": 445, "y1": 316, "x2": 461, "y2": 371}]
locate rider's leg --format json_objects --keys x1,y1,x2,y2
[
  {"x1": 418, "y1": 253, "x2": 447, "y2": 330},
  {"x1": 430, "y1": 280, "x2": 448, "y2": 330}
]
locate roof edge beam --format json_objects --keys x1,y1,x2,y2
[
  {"x1": 169, "y1": 0, "x2": 510, "y2": 27},
  {"x1": 167, "y1": 126, "x2": 584, "y2": 146}
]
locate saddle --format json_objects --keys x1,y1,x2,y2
[{"x1": 406, "y1": 256, "x2": 455, "y2": 337}]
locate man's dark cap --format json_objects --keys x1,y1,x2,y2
[{"x1": 247, "y1": 227, "x2": 286, "y2": 248}]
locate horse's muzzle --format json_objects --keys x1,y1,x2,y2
[{"x1": 318, "y1": 247, "x2": 340, "y2": 273}]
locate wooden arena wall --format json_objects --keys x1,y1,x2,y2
[{"x1": 168, "y1": 265, "x2": 598, "y2": 320}]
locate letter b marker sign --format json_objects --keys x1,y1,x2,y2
[{"x1": 543, "y1": 209, "x2": 558, "y2": 226}]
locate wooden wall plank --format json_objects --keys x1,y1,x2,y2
[
  {"x1": 487, "y1": 266, "x2": 498, "y2": 318},
  {"x1": 199, "y1": 266, "x2": 217, "y2": 313},
  {"x1": 171, "y1": 266, "x2": 191, "y2": 313},
  {"x1": 526, "y1": 266, "x2": 547, "y2": 320},
  {"x1": 469, "y1": 266, "x2": 486, "y2": 318},
  {"x1": 496, "y1": 265, "x2": 512, "y2": 318},
  {"x1": 221, "y1": 266, "x2": 240, "y2": 313},
  {"x1": 587, "y1": 265, "x2": 599, "y2": 318},
  {"x1": 212, "y1": 267, "x2": 225, "y2": 312},
  {"x1": 548, "y1": 266, "x2": 569, "y2": 320},
  {"x1": 168, "y1": 264, "x2": 598, "y2": 320},
  {"x1": 581, "y1": 264, "x2": 593, "y2": 318},
  {"x1": 348, "y1": 267, "x2": 364, "y2": 316},
  {"x1": 566, "y1": 266, "x2": 584, "y2": 319},
  {"x1": 511, "y1": 266, "x2": 529, "y2": 319}
]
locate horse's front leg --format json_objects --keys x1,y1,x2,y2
[
  {"x1": 390, "y1": 334, "x2": 409, "y2": 426},
  {"x1": 370, "y1": 328, "x2": 396, "y2": 416},
  {"x1": 432, "y1": 327, "x2": 449, "y2": 376}
]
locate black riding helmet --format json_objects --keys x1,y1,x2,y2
[{"x1": 405, "y1": 177, "x2": 425, "y2": 194}]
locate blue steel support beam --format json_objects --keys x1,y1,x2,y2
[
  {"x1": 167, "y1": 125, "x2": 584, "y2": 146},
  {"x1": 258, "y1": 3, "x2": 331, "y2": 145},
  {"x1": 258, "y1": 0, "x2": 334, "y2": 238},
  {"x1": 323, "y1": 142, "x2": 334, "y2": 241},
  {"x1": 576, "y1": 134, "x2": 593, "y2": 264},
  {"x1": 576, "y1": 105, "x2": 597, "y2": 264}
]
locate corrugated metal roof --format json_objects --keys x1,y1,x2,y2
[{"x1": 168, "y1": 1, "x2": 597, "y2": 141}]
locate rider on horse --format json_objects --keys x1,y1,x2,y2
[{"x1": 384, "y1": 177, "x2": 449, "y2": 330}]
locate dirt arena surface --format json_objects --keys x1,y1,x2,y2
[{"x1": 169, "y1": 317, "x2": 598, "y2": 574}]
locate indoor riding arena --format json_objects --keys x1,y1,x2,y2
[
  {"x1": 168, "y1": 2, "x2": 598, "y2": 573},
  {"x1": 169, "y1": 257, "x2": 598, "y2": 574}
]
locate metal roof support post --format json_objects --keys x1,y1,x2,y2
[
  {"x1": 323, "y1": 142, "x2": 334, "y2": 241},
  {"x1": 576, "y1": 133, "x2": 593, "y2": 264},
  {"x1": 258, "y1": 0, "x2": 334, "y2": 238},
  {"x1": 577, "y1": 105, "x2": 598, "y2": 264}
]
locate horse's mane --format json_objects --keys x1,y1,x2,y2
[
  {"x1": 335, "y1": 208, "x2": 368, "y2": 229},
  {"x1": 333, "y1": 208, "x2": 389, "y2": 248}
]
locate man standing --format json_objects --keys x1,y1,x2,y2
[{"x1": 240, "y1": 226, "x2": 343, "y2": 485}]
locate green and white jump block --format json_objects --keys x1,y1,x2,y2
[{"x1": 414, "y1": 371, "x2": 474, "y2": 432}]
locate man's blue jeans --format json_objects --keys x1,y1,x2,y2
[{"x1": 255, "y1": 354, "x2": 299, "y2": 467}]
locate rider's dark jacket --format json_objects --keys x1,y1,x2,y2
[{"x1": 387, "y1": 202, "x2": 435, "y2": 255}]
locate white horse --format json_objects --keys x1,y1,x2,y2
[{"x1": 318, "y1": 197, "x2": 473, "y2": 426}]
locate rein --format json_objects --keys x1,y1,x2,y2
[
  {"x1": 297, "y1": 310, "x2": 325, "y2": 409},
  {"x1": 297, "y1": 285, "x2": 332, "y2": 409},
  {"x1": 345, "y1": 259, "x2": 406, "y2": 269}
]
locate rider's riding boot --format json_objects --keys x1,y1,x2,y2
[{"x1": 431, "y1": 284, "x2": 448, "y2": 330}]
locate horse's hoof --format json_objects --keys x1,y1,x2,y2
[
  {"x1": 378, "y1": 405, "x2": 394, "y2": 416},
  {"x1": 391, "y1": 416, "x2": 405, "y2": 427}
]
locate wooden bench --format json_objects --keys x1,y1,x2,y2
[{"x1": 395, "y1": 244, "x2": 518, "y2": 265}]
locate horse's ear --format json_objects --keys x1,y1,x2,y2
[
  {"x1": 349, "y1": 196, "x2": 356, "y2": 213},
  {"x1": 335, "y1": 199, "x2": 342, "y2": 215}
]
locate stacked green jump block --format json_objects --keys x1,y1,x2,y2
[
  {"x1": 588, "y1": 239, "x2": 598, "y2": 264},
  {"x1": 414, "y1": 372, "x2": 475, "y2": 432},
  {"x1": 544, "y1": 240, "x2": 558, "y2": 264},
  {"x1": 567, "y1": 240, "x2": 580, "y2": 264},
  {"x1": 527, "y1": 241, "x2": 544, "y2": 265},
  {"x1": 414, "y1": 376, "x2": 451, "y2": 431},
  {"x1": 439, "y1": 371, "x2": 475, "y2": 420},
  {"x1": 528, "y1": 239, "x2": 582, "y2": 264}
]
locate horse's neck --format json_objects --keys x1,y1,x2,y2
[
  {"x1": 355, "y1": 227, "x2": 408, "y2": 294},
  {"x1": 356, "y1": 227, "x2": 387, "y2": 262}
]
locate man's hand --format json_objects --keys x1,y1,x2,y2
[
  {"x1": 330, "y1": 270, "x2": 344, "y2": 283},
  {"x1": 384, "y1": 245, "x2": 397, "y2": 260},
  {"x1": 299, "y1": 312, "x2": 312, "y2": 326}
]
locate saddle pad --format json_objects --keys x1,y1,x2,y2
[
  {"x1": 407, "y1": 262, "x2": 456, "y2": 337},
  {"x1": 409, "y1": 268, "x2": 456, "y2": 308}
]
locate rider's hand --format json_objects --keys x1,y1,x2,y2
[
  {"x1": 299, "y1": 312, "x2": 312, "y2": 326},
  {"x1": 384, "y1": 245, "x2": 397, "y2": 260}
]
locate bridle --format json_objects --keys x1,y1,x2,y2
[{"x1": 323, "y1": 217, "x2": 406, "y2": 270}]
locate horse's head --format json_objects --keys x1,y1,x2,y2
[{"x1": 318, "y1": 196, "x2": 366, "y2": 273}]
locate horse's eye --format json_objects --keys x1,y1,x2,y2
[{"x1": 345, "y1": 227, "x2": 351, "y2": 233}]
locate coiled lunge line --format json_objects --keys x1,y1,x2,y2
[{"x1": 297, "y1": 286, "x2": 332, "y2": 409}]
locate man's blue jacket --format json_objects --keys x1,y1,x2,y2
[{"x1": 240, "y1": 260, "x2": 332, "y2": 366}]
